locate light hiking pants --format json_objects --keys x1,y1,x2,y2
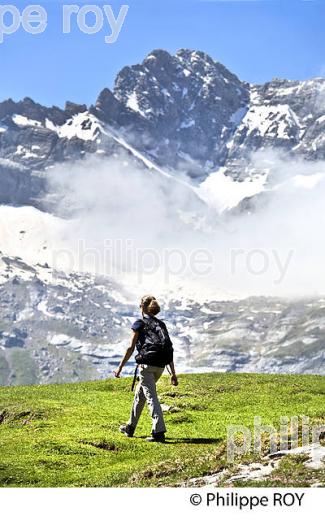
[{"x1": 129, "y1": 364, "x2": 166, "y2": 434}]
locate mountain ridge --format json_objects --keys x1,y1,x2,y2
[
  {"x1": 0, "y1": 48, "x2": 324, "y2": 209},
  {"x1": 1, "y1": 50, "x2": 325, "y2": 385}
]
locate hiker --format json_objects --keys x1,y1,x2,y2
[{"x1": 114, "y1": 295, "x2": 178, "y2": 443}]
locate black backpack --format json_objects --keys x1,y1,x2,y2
[{"x1": 135, "y1": 316, "x2": 174, "y2": 367}]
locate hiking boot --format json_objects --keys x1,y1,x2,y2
[
  {"x1": 145, "y1": 431, "x2": 166, "y2": 443},
  {"x1": 119, "y1": 424, "x2": 135, "y2": 438}
]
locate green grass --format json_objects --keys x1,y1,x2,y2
[{"x1": 0, "y1": 372, "x2": 324, "y2": 487}]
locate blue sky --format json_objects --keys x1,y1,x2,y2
[{"x1": 0, "y1": 0, "x2": 324, "y2": 108}]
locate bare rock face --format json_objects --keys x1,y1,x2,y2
[
  {"x1": 1, "y1": 252, "x2": 325, "y2": 386},
  {"x1": 0, "y1": 159, "x2": 44, "y2": 206},
  {"x1": 0, "y1": 48, "x2": 324, "y2": 206},
  {"x1": 99, "y1": 49, "x2": 250, "y2": 177}
]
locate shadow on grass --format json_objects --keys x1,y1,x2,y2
[
  {"x1": 166, "y1": 437, "x2": 222, "y2": 445},
  {"x1": 137, "y1": 436, "x2": 221, "y2": 445}
]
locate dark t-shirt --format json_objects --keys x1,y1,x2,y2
[{"x1": 131, "y1": 318, "x2": 146, "y2": 350}]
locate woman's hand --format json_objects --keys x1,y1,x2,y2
[
  {"x1": 114, "y1": 367, "x2": 122, "y2": 378},
  {"x1": 171, "y1": 374, "x2": 178, "y2": 386},
  {"x1": 114, "y1": 333, "x2": 138, "y2": 379}
]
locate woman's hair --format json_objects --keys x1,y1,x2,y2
[{"x1": 140, "y1": 295, "x2": 161, "y2": 316}]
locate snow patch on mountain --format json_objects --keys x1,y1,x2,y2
[
  {"x1": 126, "y1": 91, "x2": 146, "y2": 118},
  {"x1": 239, "y1": 104, "x2": 301, "y2": 139},
  {"x1": 56, "y1": 112, "x2": 102, "y2": 141},
  {"x1": 0, "y1": 205, "x2": 68, "y2": 267},
  {"x1": 196, "y1": 167, "x2": 268, "y2": 212},
  {"x1": 12, "y1": 114, "x2": 42, "y2": 128},
  {"x1": 15, "y1": 145, "x2": 43, "y2": 160}
]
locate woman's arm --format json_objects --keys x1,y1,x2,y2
[
  {"x1": 168, "y1": 360, "x2": 178, "y2": 386},
  {"x1": 114, "y1": 331, "x2": 139, "y2": 378}
]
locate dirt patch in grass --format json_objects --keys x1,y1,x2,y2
[
  {"x1": 130, "y1": 458, "x2": 187, "y2": 483},
  {"x1": 162, "y1": 402, "x2": 207, "y2": 413},
  {"x1": 36, "y1": 440, "x2": 96, "y2": 456},
  {"x1": 80, "y1": 439, "x2": 119, "y2": 452},
  {"x1": 0, "y1": 409, "x2": 47, "y2": 426},
  {"x1": 130, "y1": 444, "x2": 227, "y2": 487},
  {"x1": 169, "y1": 414, "x2": 194, "y2": 424},
  {"x1": 161, "y1": 391, "x2": 193, "y2": 399},
  {"x1": 177, "y1": 402, "x2": 207, "y2": 411}
]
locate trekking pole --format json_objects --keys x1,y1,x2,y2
[{"x1": 131, "y1": 365, "x2": 138, "y2": 392}]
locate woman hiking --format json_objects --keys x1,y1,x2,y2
[{"x1": 114, "y1": 295, "x2": 178, "y2": 443}]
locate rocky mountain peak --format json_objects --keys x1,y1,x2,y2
[
  {"x1": 0, "y1": 48, "x2": 325, "y2": 203},
  {"x1": 65, "y1": 101, "x2": 87, "y2": 117},
  {"x1": 101, "y1": 49, "x2": 249, "y2": 175}
]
